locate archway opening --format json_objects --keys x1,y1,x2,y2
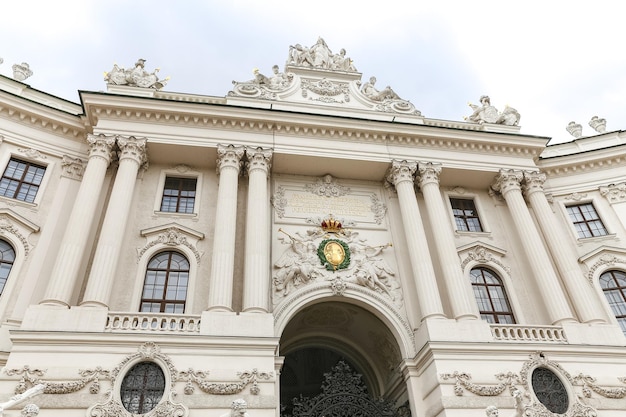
[{"x1": 279, "y1": 301, "x2": 405, "y2": 417}]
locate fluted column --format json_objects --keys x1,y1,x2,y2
[
  {"x1": 387, "y1": 160, "x2": 445, "y2": 321},
  {"x1": 524, "y1": 171, "x2": 606, "y2": 323},
  {"x1": 81, "y1": 136, "x2": 147, "y2": 308},
  {"x1": 243, "y1": 147, "x2": 273, "y2": 313},
  {"x1": 492, "y1": 169, "x2": 575, "y2": 324},
  {"x1": 41, "y1": 134, "x2": 115, "y2": 307},
  {"x1": 417, "y1": 163, "x2": 479, "y2": 320},
  {"x1": 207, "y1": 145, "x2": 244, "y2": 311}
]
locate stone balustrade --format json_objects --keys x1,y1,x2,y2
[
  {"x1": 491, "y1": 324, "x2": 567, "y2": 343},
  {"x1": 105, "y1": 312, "x2": 201, "y2": 333}
]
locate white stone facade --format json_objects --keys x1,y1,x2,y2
[{"x1": 0, "y1": 40, "x2": 624, "y2": 417}]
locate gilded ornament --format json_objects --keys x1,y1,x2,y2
[{"x1": 318, "y1": 239, "x2": 350, "y2": 271}]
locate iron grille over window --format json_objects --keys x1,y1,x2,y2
[
  {"x1": 0, "y1": 240, "x2": 15, "y2": 295},
  {"x1": 600, "y1": 270, "x2": 626, "y2": 334},
  {"x1": 531, "y1": 367, "x2": 569, "y2": 414},
  {"x1": 141, "y1": 251, "x2": 189, "y2": 313},
  {"x1": 0, "y1": 158, "x2": 46, "y2": 203},
  {"x1": 450, "y1": 198, "x2": 483, "y2": 232},
  {"x1": 470, "y1": 267, "x2": 515, "y2": 324},
  {"x1": 160, "y1": 177, "x2": 197, "y2": 213},
  {"x1": 566, "y1": 203, "x2": 608, "y2": 238},
  {"x1": 120, "y1": 362, "x2": 165, "y2": 414}
]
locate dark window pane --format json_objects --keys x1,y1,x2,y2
[
  {"x1": 450, "y1": 198, "x2": 483, "y2": 232},
  {"x1": 0, "y1": 158, "x2": 46, "y2": 203},
  {"x1": 531, "y1": 367, "x2": 568, "y2": 414},
  {"x1": 600, "y1": 270, "x2": 626, "y2": 335},
  {"x1": 566, "y1": 203, "x2": 608, "y2": 238},
  {"x1": 160, "y1": 177, "x2": 197, "y2": 213},
  {"x1": 120, "y1": 362, "x2": 165, "y2": 414},
  {"x1": 140, "y1": 251, "x2": 189, "y2": 313},
  {"x1": 470, "y1": 267, "x2": 515, "y2": 324}
]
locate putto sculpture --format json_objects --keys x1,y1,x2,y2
[
  {"x1": 104, "y1": 59, "x2": 169, "y2": 90},
  {"x1": 465, "y1": 95, "x2": 520, "y2": 126}
]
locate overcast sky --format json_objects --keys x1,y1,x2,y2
[{"x1": 2, "y1": 1, "x2": 624, "y2": 144}]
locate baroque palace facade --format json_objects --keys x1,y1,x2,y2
[{"x1": 0, "y1": 39, "x2": 625, "y2": 417}]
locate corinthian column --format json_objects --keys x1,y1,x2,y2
[
  {"x1": 387, "y1": 160, "x2": 445, "y2": 321},
  {"x1": 207, "y1": 145, "x2": 244, "y2": 311},
  {"x1": 41, "y1": 134, "x2": 115, "y2": 307},
  {"x1": 492, "y1": 169, "x2": 575, "y2": 324},
  {"x1": 417, "y1": 163, "x2": 478, "y2": 320},
  {"x1": 243, "y1": 147, "x2": 273, "y2": 313},
  {"x1": 81, "y1": 136, "x2": 147, "y2": 308},
  {"x1": 523, "y1": 171, "x2": 606, "y2": 323}
]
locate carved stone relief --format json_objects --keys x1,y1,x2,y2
[
  {"x1": 584, "y1": 253, "x2": 626, "y2": 284},
  {"x1": 61, "y1": 155, "x2": 85, "y2": 180},
  {"x1": 441, "y1": 352, "x2": 600, "y2": 417},
  {"x1": 137, "y1": 225, "x2": 204, "y2": 263},
  {"x1": 104, "y1": 59, "x2": 169, "y2": 90},
  {"x1": 600, "y1": 182, "x2": 626, "y2": 204},
  {"x1": 272, "y1": 222, "x2": 401, "y2": 306},
  {"x1": 459, "y1": 243, "x2": 510, "y2": 276}
]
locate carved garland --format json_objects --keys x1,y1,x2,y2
[{"x1": 5, "y1": 365, "x2": 109, "y2": 395}]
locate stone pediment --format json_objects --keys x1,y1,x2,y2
[{"x1": 227, "y1": 38, "x2": 422, "y2": 116}]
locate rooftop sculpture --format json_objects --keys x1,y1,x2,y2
[
  {"x1": 12, "y1": 63, "x2": 33, "y2": 82},
  {"x1": 104, "y1": 59, "x2": 169, "y2": 90},
  {"x1": 465, "y1": 95, "x2": 520, "y2": 126},
  {"x1": 228, "y1": 38, "x2": 421, "y2": 115}
]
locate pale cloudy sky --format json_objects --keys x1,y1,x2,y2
[{"x1": 1, "y1": 1, "x2": 624, "y2": 144}]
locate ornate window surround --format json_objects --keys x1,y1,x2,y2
[
  {"x1": 0, "y1": 148, "x2": 55, "y2": 207},
  {"x1": 444, "y1": 188, "x2": 491, "y2": 236},
  {"x1": 153, "y1": 165, "x2": 203, "y2": 217},
  {"x1": 132, "y1": 223, "x2": 204, "y2": 313},
  {"x1": 458, "y1": 242, "x2": 525, "y2": 324},
  {"x1": 579, "y1": 245, "x2": 626, "y2": 327}
]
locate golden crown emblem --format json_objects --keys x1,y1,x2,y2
[{"x1": 321, "y1": 216, "x2": 342, "y2": 233}]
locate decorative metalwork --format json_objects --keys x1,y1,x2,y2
[
  {"x1": 531, "y1": 367, "x2": 568, "y2": 414},
  {"x1": 120, "y1": 362, "x2": 166, "y2": 414},
  {"x1": 288, "y1": 361, "x2": 400, "y2": 417}
]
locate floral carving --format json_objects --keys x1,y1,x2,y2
[
  {"x1": 599, "y1": 182, "x2": 626, "y2": 204},
  {"x1": 305, "y1": 174, "x2": 351, "y2": 197},
  {"x1": 585, "y1": 254, "x2": 626, "y2": 284},
  {"x1": 179, "y1": 368, "x2": 272, "y2": 395},
  {"x1": 17, "y1": 148, "x2": 47, "y2": 160},
  {"x1": 0, "y1": 215, "x2": 32, "y2": 256},
  {"x1": 564, "y1": 192, "x2": 587, "y2": 201},
  {"x1": 440, "y1": 371, "x2": 519, "y2": 396},
  {"x1": 61, "y1": 155, "x2": 85, "y2": 180},
  {"x1": 271, "y1": 186, "x2": 287, "y2": 218},
  {"x1": 4, "y1": 365, "x2": 109, "y2": 395},
  {"x1": 460, "y1": 244, "x2": 510, "y2": 275},
  {"x1": 301, "y1": 78, "x2": 350, "y2": 103},
  {"x1": 370, "y1": 193, "x2": 387, "y2": 225}
]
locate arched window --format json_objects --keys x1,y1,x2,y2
[
  {"x1": 0, "y1": 239, "x2": 15, "y2": 295},
  {"x1": 120, "y1": 361, "x2": 165, "y2": 414},
  {"x1": 141, "y1": 251, "x2": 189, "y2": 313},
  {"x1": 470, "y1": 267, "x2": 516, "y2": 324},
  {"x1": 599, "y1": 270, "x2": 626, "y2": 334}
]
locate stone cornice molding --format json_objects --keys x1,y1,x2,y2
[
  {"x1": 81, "y1": 93, "x2": 546, "y2": 159},
  {"x1": 599, "y1": 182, "x2": 626, "y2": 204},
  {"x1": 539, "y1": 145, "x2": 626, "y2": 178},
  {"x1": 0, "y1": 90, "x2": 86, "y2": 140}
]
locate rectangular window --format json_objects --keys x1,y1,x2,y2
[
  {"x1": 160, "y1": 177, "x2": 197, "y2": 213},
  {"x1": 450, "y1": 198, "x2": 483, "y2": 232},
  {"x1": 0, "y1": 158, "x2": 46, "y2": 203},
  {"x1": 566, "y1": 203, "x2": 608, "y2": 238}
]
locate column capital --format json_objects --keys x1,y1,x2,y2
[
  {"x1": 600, "y1": 182, "x2": 626, "y2": 204},
  {"x1": 217, "y1": 144, "x2": 245, "y2": 173},
  {"x1": 417, "y1": 162, "x2": 442, "y2": 188},
  {"x1": 86, "y1": 134, "x2": 116, "y2": 163},
  {"x1": 386, "y1": 160, "x2": 418, "y2": 187},
  {"x1": 245, "y1": 146, "x2": 273, "y2": 175},
  {"x1": 117, "y1": 136, "x2": 148, "y2": 165},
  {"x1": 60, "y1": 155, "x2": 86, "y2": 180},
  {"x1": 492, "y1": 169, "x2": 523, "y2": 195},
  {"x1": 522, "y1": 170, "x2": 547, "y2": 196}
]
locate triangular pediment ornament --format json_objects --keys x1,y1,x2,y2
[
  {"x1": 227, "y1": 38, "x2": 422, "y2": 116},
  {"x1": 138, "y1": 223, "x2": 204, "y2": 263},
  {"x1": 458, "y1": 241, "x2": 510, "y2": 275},
  {"x1": 579, "y1": 245, "x2": 626, "y2": 284},
  {"x1": 0, "y1": 208, "x2": 40, "y2": 256}
]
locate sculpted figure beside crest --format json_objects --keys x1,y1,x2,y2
[
  {"x1": 466, "y1": 95, "x2": 520, "y2": 126},
  {"x1": 287, "y1": 37, "x2": 358, "y2": 72}
]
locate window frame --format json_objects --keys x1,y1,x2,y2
[
  {"x1": 140, "y1": 250, "x2": 190, "y2": 314},
  {"x1": 469, "y1": 266, "x2": 517, "y2": 324},
  {"x1": 153, "y1": 167, "x2": 202, "y2": 217},
  {"x1": 444, "y1": 191, "x2": 490, "y2": 235},
  {"x1": 565, "y1": 201, "x2": 609, "y2": 239},
  {"x1": 159, "y1": 176, "x2": 198, "y2": 214},
  {"x1": 449, "y1": 197, "x2": 484, "y2": 232},
  {"x1": 598, "y1": 269, "x2": 626, "y2": 335},
  {"x1": 0, "y1": 155, "x2": 50, "y2": 206},
  {"x1": 0, "y1": 239, "x2": 16, "y2": 296}
]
